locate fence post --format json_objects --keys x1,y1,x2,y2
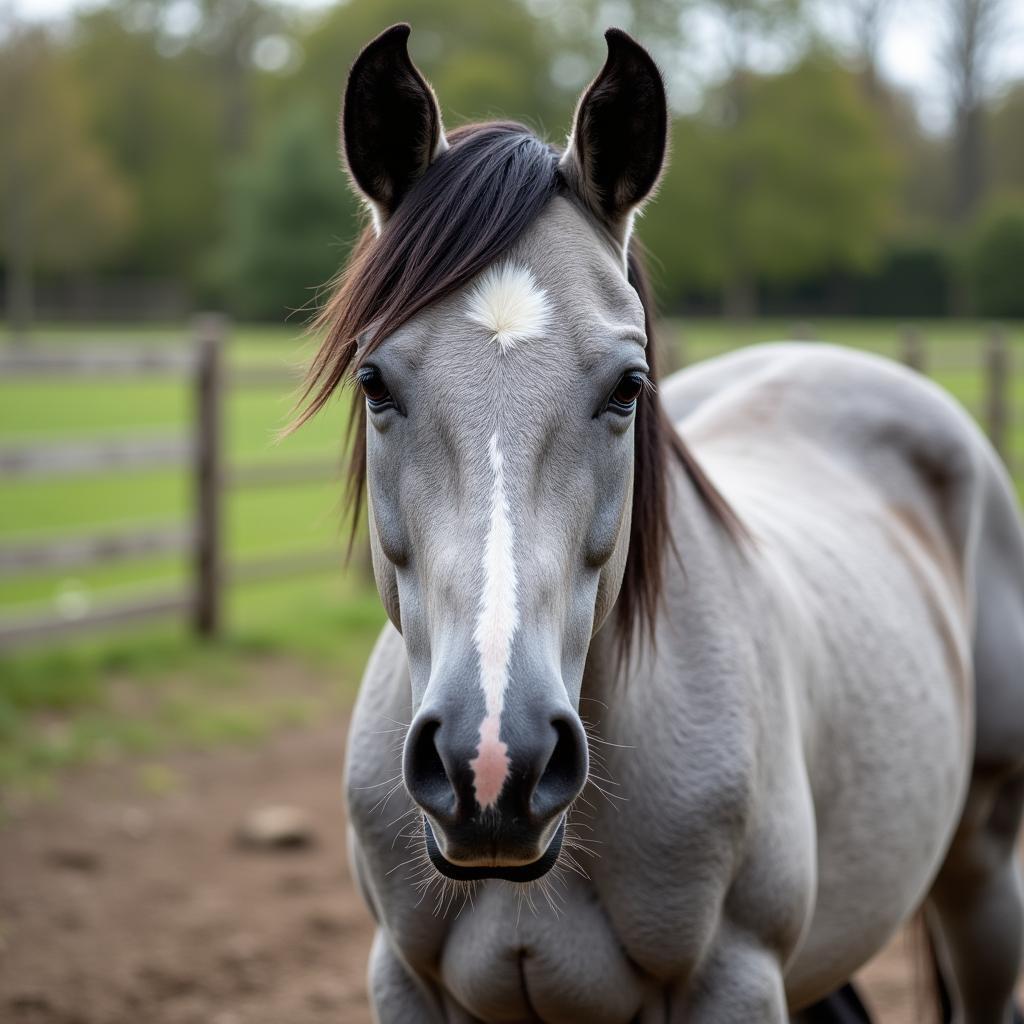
[
  {"x1": 986, "y1": 328, "x2": 1009, "y2": 463},
  {"x1": 900, "y1": 327, "x2": 925, "y2": 373},
  {"x1": 193, "y1": 313, "x2": 226, "y2": 638}
]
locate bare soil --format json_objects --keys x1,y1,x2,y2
[{"x1": 0, "y1": 698, "x2": 972, "y2": 1024}]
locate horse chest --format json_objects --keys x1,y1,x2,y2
[
  {"x1": 431, "y1": 873, "x2": 697, "y2": 1024},
  {"x1": 382, "y1": 835, "x2": 726, "y2": 1024}
]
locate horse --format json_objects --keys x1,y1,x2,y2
[{"x1": 299, "y1": 23, "x2": 1024, "y2": 1023}]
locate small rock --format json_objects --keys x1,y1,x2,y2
[
  {"x1": 306, "y1": 910, "x2": 347, "y2": 937},
  {"x1": 46, "y1": 846, "x2": 100, "y2": 872},
  {"x1": 235, "y1": 805, "x2": 316, "y2": 851},
  {"x1": 8, "y1": 989, "x2": 51, "y2": 1012}
]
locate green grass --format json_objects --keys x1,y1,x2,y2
[{"x1": 1, "y1": 317, "x2": 1021, "y2": 791}]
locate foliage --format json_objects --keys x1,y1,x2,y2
[
  {"x1": 640, "y1": 55, "x2": 897, "y2": 311},
  {"x1": 216, "y1": 101, "x2": 359, "y2": 320},
  {"x1": 989, "y1": 82, "x2": 1024, "y2": 197},
  {"x1": 965, "y1": 196, "x2": 1024, "y2": 318},
  {"x1": 852, "y1": 239, "x2": 953, "y2": 317},
  {"x1": 0, "y1": 25, "x2": 130, "y2": 272},
  {"x1": 1, "y1": 0, "x2": 1023, "y2": 318},
  {"x1": 68, "y1": 7, "x2": 223, "y2": 279}
]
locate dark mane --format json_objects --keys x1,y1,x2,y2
[{"x1": 296, "y1": 120, "x2": 741, "y2": 658}]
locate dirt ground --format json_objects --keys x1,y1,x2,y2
[{"x1": 0, "y1": 712, "x2": 972, "y2": 1024}]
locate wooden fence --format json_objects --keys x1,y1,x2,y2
[
  {"x1": 0, "y1": 322, "x2": 1019, "y2": 650},
  {"x1": 0, "y1": 316, "x2": 342, "y2": 650},
  {"x1": 894, "y1": 327, "x2": 1017, "y2": 474}
]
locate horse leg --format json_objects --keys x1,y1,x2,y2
[
  {"x1": 925, "y1": 520, "x2": 1024, "y2": 1024},
  {"x1": 368, "y1": 929, "x2": 447, "y2": 1023},
  {"x1": 925, "y1": 769, "x2": 1024, "y2": 1024},
  {"x1": 672, "y1": 929, "x2": 789, "y2": 1023}
]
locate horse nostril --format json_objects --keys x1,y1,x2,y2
[
  {"x1": 531, "y1": 715, "x2": 589, "y2": 820},
  {"x1": 404, "y1": 717, "x2": 455, "y2": 820}
]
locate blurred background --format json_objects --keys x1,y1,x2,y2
[{"x1": 1, "y1": 1, "x2": 1022, "y2": 1021}]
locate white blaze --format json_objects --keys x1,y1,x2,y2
[
  {"x1": 470, "y1": 433, "x2": 518, "y2": 808},
  {"x1": 466, "y1": 262, "x2": 550, "y2": 351}
]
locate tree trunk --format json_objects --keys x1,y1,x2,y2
[
  {"x1": 952, "y1": 102, "x2": 984, "y2": 223},
  {"x1": 4, "y1": 168, "x2": 33, "y2": 343},
  {"x1": 722, "y1": 272, "x2": 757, "y2": 321}
]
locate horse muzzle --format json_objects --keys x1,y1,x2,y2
[{"x1": 403, "y1": 700, "x2": 588, "y2": 881}]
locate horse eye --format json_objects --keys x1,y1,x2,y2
[
  {"x1": 358, "y1": 367, "x2": 391, "y2": 406},
  {"x1": 607, "y1": 372, "x2": 646, "y2": 415}
]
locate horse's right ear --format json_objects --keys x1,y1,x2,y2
[{"x1": 342, "y1": 24, "x2": 447, "y2": 231}]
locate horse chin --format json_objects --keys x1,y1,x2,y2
[{"x1": 423, "y1": 816, "x2": 566, "y2": 883}]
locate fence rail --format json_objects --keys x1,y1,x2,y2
[
  {"x1": 0, "y1": 436, "x2": 192, "y2": 479},
  {"x1": 1, "y1": 321, "x2": 1019, "y2": 650},
  {"x1": 0, "y1": 591, "x2": 194, "y2": 647},
  {"x1": 0, "y1": 345, "x2": 196, "y2": 376},
  {"x1": 0, "y1": 524, "x2": 191, "y2": 576},
  {"x1": 0, "y1": 315, "x2": 344, "y2": 650}
]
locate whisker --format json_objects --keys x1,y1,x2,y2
[{"x1": 353, "y1": 773, "x2": 403, "y2": 791}]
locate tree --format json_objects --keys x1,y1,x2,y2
[
  {"x1": 669, "y1": 0, "x2": 807, "y2": 316},
  {"x1": 640, "y1": 55, "x2": 897, "y2": 314},
  {"x1": 216, "y1": 100, "x2": 360, "y2": 320},
  {"x1": 0, "y1": 24, "x2": 130, "y2": 339},
  {"x1": 965, "y1": 196, "x2": 1024, "y2": 317},
  {"x1": 191, "y1": 0, "x2": 283, "y2": 154},
  {"x1": 940, "y1": 0, "x2": 1008, "y2": 222},
  {"x1": 988, "y1": 81, "x2": 1024, "y2": 197},
  {"x1": 843, "y1": 0, "x2": 897, "y2": 97}
]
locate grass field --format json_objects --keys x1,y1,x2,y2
[{"x1": 2, "y1": 317, "x2": 1022, "y2": 789}]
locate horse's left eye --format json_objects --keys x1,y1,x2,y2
[{"x1": 607, "y1": 372, "x2": 646, "y2": 415}]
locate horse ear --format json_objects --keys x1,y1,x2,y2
[
  {"x1": 342, "y1": 23, "x2": 447, "y2": 230},
  {"x1": 561, "y1": 28, "x2": 668, "y2": 246}
]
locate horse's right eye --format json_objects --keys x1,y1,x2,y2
[{"x1": 358, "y1": 367, "x2": 392, "y2": 407}]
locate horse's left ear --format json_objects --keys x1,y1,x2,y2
[
  {"x1": 342, "y1": 23, "x2": 448, "y2": 230},
  {"x1": 561, "y1": 28, "x2": 668, "y2": 246}
]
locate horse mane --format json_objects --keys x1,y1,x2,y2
[{"x1": 295, "y1": 120, "x2": 741, "y2": 659}]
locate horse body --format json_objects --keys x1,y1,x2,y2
[
  {"x1": 316, "y1": 24, "x2": 1024, "y2": 1023},
  {"x1": 348, "y1": 342, "x2": 1024, "y2": 1020}
]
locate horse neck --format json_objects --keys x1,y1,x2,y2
[{"x1": 582, "y1": 454, "x2": 730, "y2": 704}]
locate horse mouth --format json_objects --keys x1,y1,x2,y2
[{"x1": 422, "y1": 816, "x2": 566, "y2": 882}]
